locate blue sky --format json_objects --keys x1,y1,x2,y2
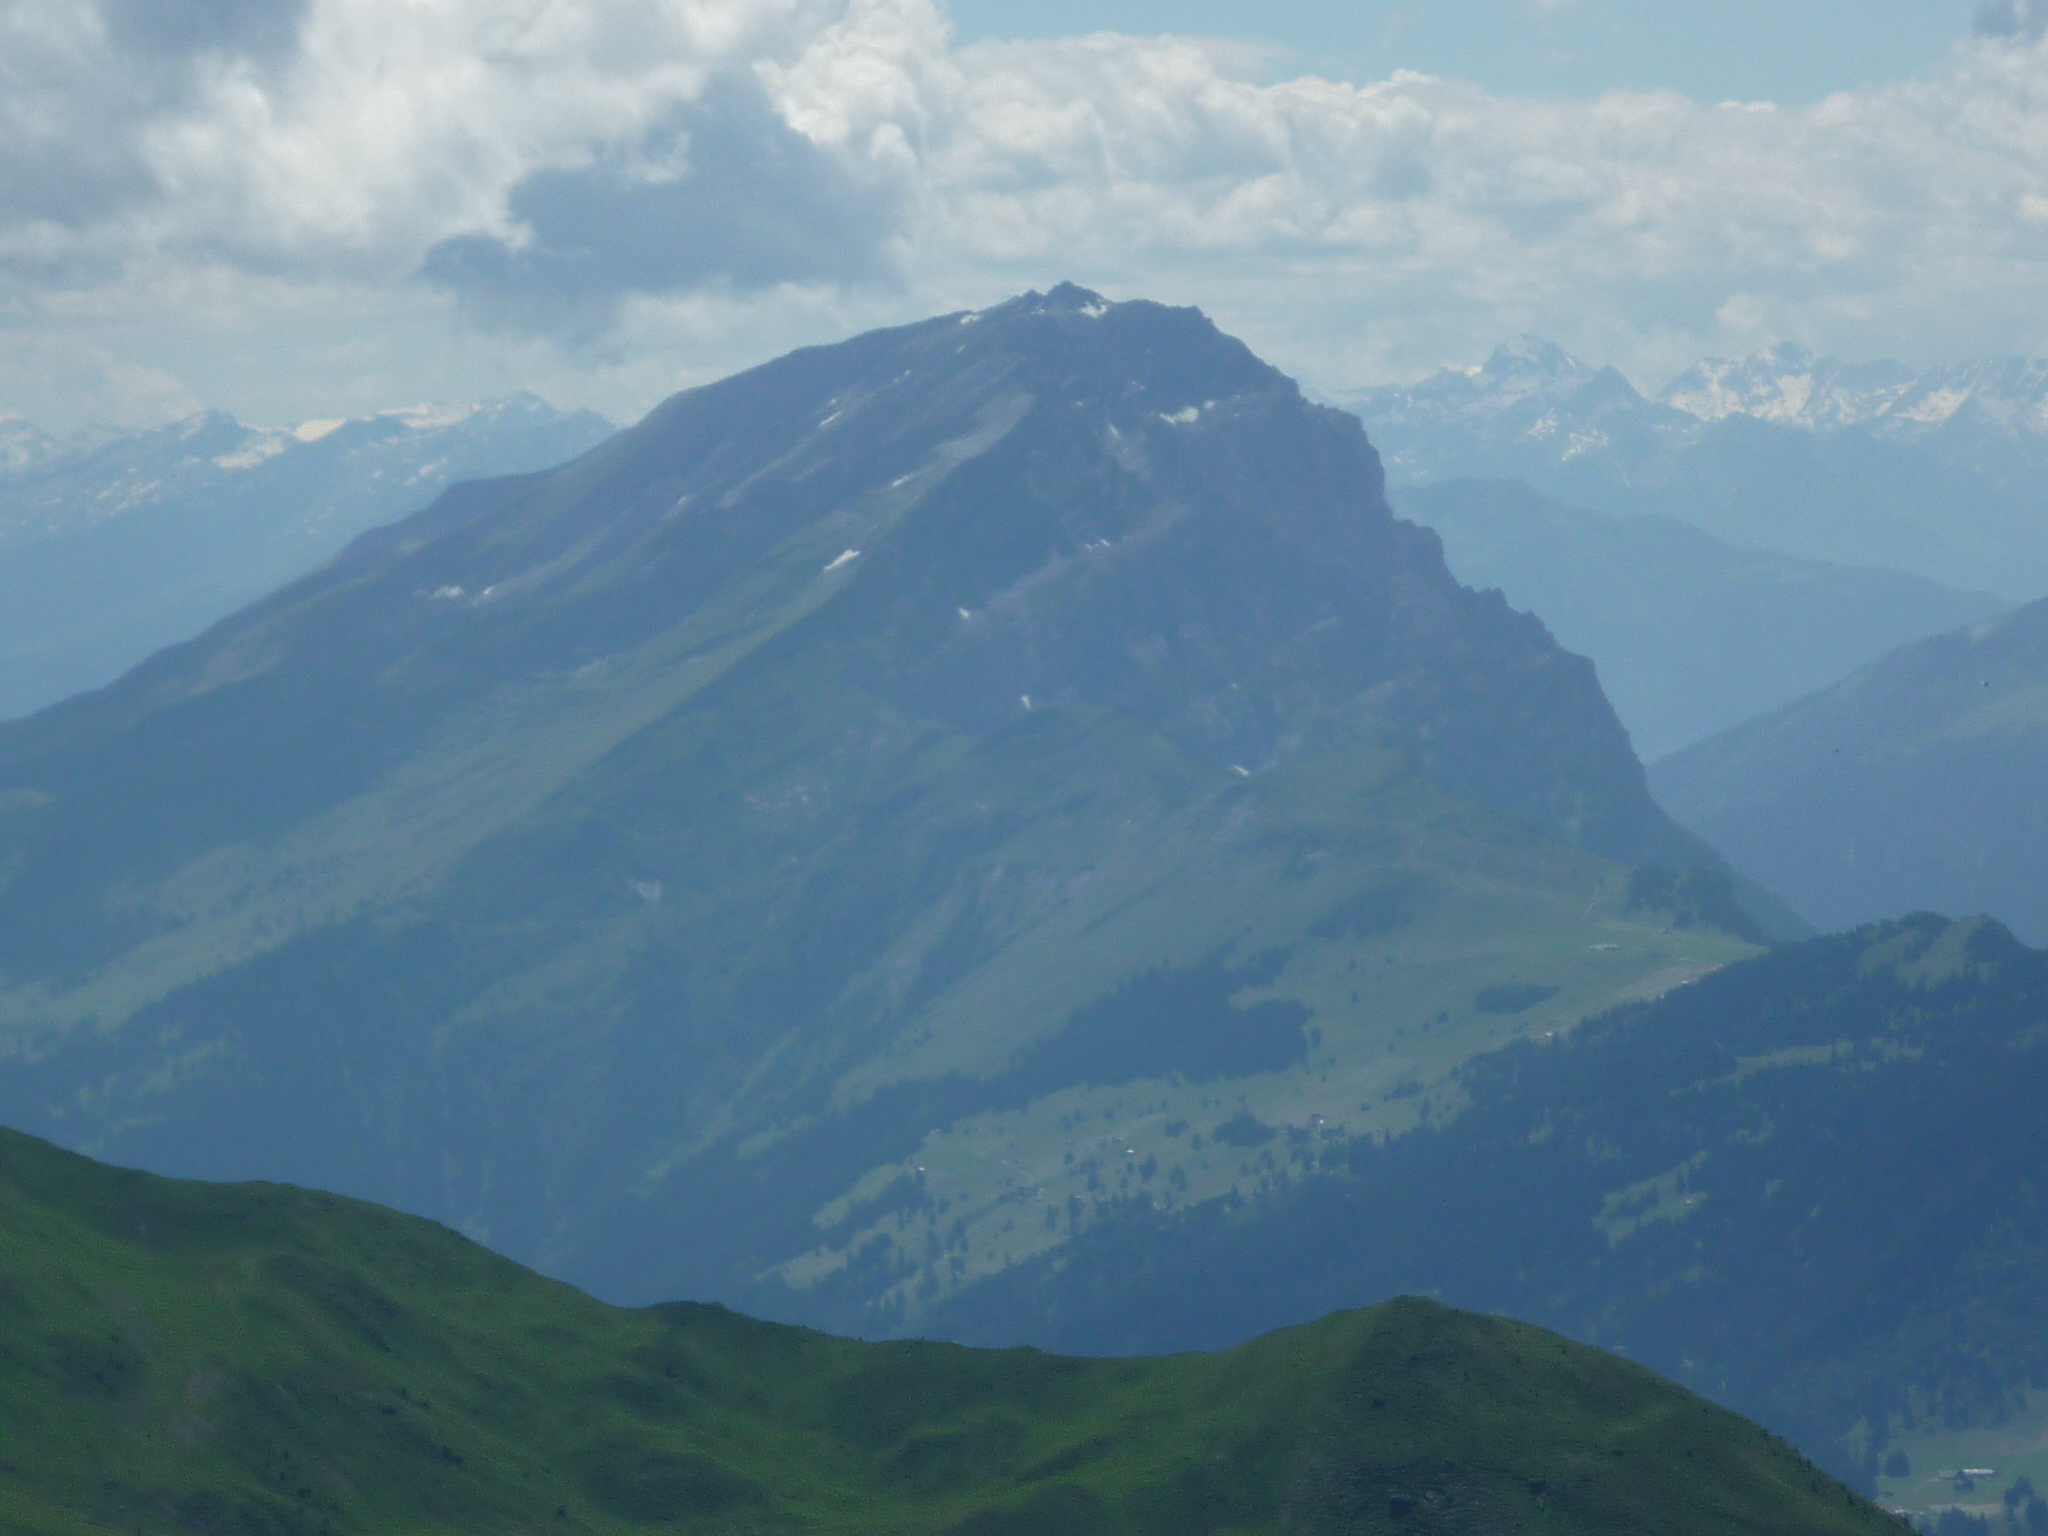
[{"x1": 0, "y1": 0, "x2": 2041, "y2": 433}]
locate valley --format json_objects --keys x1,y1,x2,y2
[{"x1": 1394, "y1": 477, "x2": 2001, "y2": 758}]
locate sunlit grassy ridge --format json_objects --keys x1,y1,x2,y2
[{"x1": 0, "y1": 1127, "x2": 1893, "y2": 1535}]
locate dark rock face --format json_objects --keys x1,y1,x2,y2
[{"x1": 0, "y1": 285, "x2": 1727, "y2": 1311}]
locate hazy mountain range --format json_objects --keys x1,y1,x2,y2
[
  {"x1": 1652, "y1": 597, "x2": 2048, "y2": 944},
  {"x1": 1395, "y1": 478, "x2": 2003, "y2": 760},
  {"x1": 1664, "y1": 346, "x2": 2048, "y2": 459},
  {"x1": 0, "y1": 394, "x2": 615, "y2": 720},
  {"x1": 1343, "y1": 338, "x2": 2048, "y2": 601}
]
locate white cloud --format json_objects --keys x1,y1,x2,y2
[
  {"x1": 5, "y1": 0, "x2": 2048, "y2": 428},
  {"x1": 142, "y1": 0, "x2": 843, "y2": 269},
  {"x1": 0, "y1": 326, "x2": 200, "y2": 427}
]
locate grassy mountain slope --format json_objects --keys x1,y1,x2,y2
[
  {"x1": 1399, "y1": 478, "x2": 2002, "y2": 759},
  {"x1": 921, "y1": 916, "x2": 2048, "y2": 1497},
  {"x1": 0, "y1": 286, "x2": 1759, "y2": 1324},
  {"x1": 1651, "y1": 598, "x2": 2048, "y2": 942},
  {"x1": 0, "y1": 1127, "x2": 1900, "y2": 1536}
]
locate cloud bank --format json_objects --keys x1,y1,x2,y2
[{"x1": 4, "y1": 0, "x2": 2048, "y2": 426}]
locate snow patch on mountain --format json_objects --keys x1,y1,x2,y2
[{"x1": 215, "y1": 435, "x2": 290, "y2": 471}]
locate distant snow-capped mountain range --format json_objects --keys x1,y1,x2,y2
[
  {"x1": 0, "y1": 393, "x2": 615, "y2": 719},
  {"x1": 0, "y1": 394, "x2": 612, "y2": 546},
  {"x1": 1340, "y1": 341, "x2": 2048, "y2": 600},
  {"x1": 1663, "y1": 345, "x2": 2048, "y2": 440},
  {"x1": 1345, "y1": 337, "x2": 2048, "y2": 473}
]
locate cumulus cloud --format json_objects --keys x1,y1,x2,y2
[
  {"x1": 4, "y1": 0, "x2": 2048, "y2": 425},
  {"x1": 1011, "y1": 24, "x2": 2048, "y2": 374},
  {"x1": 420, "y1": 73, "x2": 904, "y2": 339},
  {"x1": 766, "y1": 12, "x2": 2048, "y2": 379},
  {"x1": 0, "y1": 1, "x2": 879, "y2": 283},
  {"x1": 0, "y1": 3, "x2": 155, "y2": 243}
]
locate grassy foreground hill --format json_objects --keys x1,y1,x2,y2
[{"x1": 0, "y1": 1127, "x2": 1896, "y2": 1536}]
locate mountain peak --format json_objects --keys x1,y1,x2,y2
[
  {"x1": 1332, "y1": 336, "x2": 1669, "y2": 482},
  {"x1": 1037, "y1": 278, "x2": 1112, "y2": 312},
  {"x1": 0, "y1": 289, "x2": 1728, "y2": 1325},
  {"x1": 963, "y1": 280, "x2": 1118, "y2": 327},
  {"x1": 1659, "y1": 343, "x2": 1919, "y2": 428},
  {"x1": 1483, "y1": 334, "x2": 1588, "y2": 380}
]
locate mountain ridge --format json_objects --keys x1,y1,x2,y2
[{"x1": 1660, "y1": 342, "x2": 2048, "y2": 453}]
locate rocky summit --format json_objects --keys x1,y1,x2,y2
[{"x1": 0, "y1": 286, "x2": 1758, "y2": 1326}]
